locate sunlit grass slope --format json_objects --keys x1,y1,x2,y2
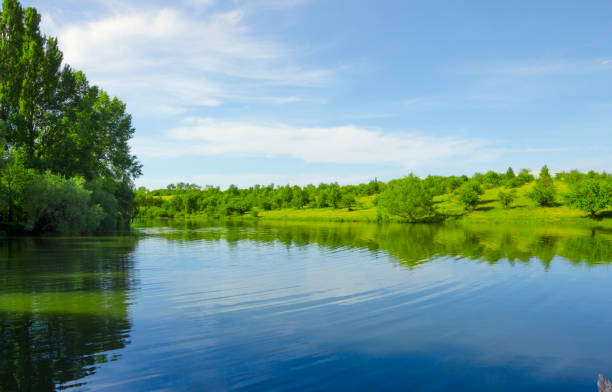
[
  {"x1": 258, "y1": 195, "x2": 378, "y2": 222},
  {"x1": 257, "y1": 183, "x2": 612, "y2": 227}
]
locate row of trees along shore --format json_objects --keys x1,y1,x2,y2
[
  {"x1": 134, "y1": 166, "x2": 612, "y2": 222},
  {"x1": 0, "y1": 0, "x2": 141, "y2": 233}
]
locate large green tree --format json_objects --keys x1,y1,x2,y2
[
  {"x1": 0, "y1": 0, "x2": 141, "y2": 231},
  {"x1": 377, "y1": 174, "x2": 434, "y2": 221}
]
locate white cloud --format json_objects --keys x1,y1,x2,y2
[
  {"x1": 132, "y1": 118, "x2": 495, "y2": 168},
  {"x1": 48, "y1": 5, "x2": 332, "y2": 114}
]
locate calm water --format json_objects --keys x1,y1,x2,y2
[{"x1": 1, "y1": 221, "x2": 612, "y2": 391}]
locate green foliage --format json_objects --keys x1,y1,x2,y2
[
  {"x1": 328, "y1": 183, "x2": 342, "y2": 209},
  {"x1": 507, "y1": 168, "x2": 534, "y2": 188},
  {"x1": 528, "y1": 182, "x2": 556, "y2": 206},
  {"x1": 342, "y1": 192, "x2": 356, "y2": 211},
  {"x1": 556, "y1": 169, "x2": 583, "y2": 185},
  {"x1": 498, "y1": 189, "x2": 516, "y2": 209},
  {"x1": 377, "y1": 174, "x2": 434, "y2": 221},
  {"x1": 459, "y1": 180, "x2": 483, "y2": 210},
  {"x1": 365, "y1": 178, "x2": 384, "y2": 195},
  {"x1": 0, "y1": 150, "x2": 33, "y2": 222},
  {"x1": 528, "y1": 165, "x2": 556, "y2": 206},
  {"x1": 564, "y1": 179, "x2": 612, "y2": 217},
  {"x1": 86, "y1": 179, "x2": 119, "y2": 232},
  {"x1": 132, "y1": 169, "x2": 612, "y2": 225},
  {"x1": 539, "y1": 165, "x2": 552, "y2": 182},
  {"x1": 0, "y1": 0, "x2": 141, "y2": 232},
  {"x1": 291, "y1": 185, "x2": 307, "y2": 209},
  {"x1": 23, "y1": 172, "x2": 103, "y2": 233},
  {"x1": 423, "y1": 175, "x2": 466, "y2": 196},
  {"x1": 482, "y1": 170, "x2": 503, "y2": 188},
  {"x1": 0, "y1": 119, "x2": 7, "y2": 146}
]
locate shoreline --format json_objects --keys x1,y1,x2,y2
[{"x1": 132, "y1": 208, "x2": 612, "y2": 229}]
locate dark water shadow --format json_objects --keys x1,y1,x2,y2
[{"x1": 0, "y1": 236, "x2": 138, "y2": 391}]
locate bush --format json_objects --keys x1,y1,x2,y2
[
  {"x1": 342, "y1": 192, "x2": 356, "y2": 211},
  {"x1": 23, "y1": 173, "x2": 103, "y2": 233},
  {"x1": 482, "y1": 170, "x2": 503, "y2": 188},
  {"x1": 498, "y1": 189, "x2": 516, "y2": 209},
  {"x1": 459, "y1": 181, "x2": 483, "y2": 210},
  {"x1": 528, "y1": 165, "x2": 556, "y2": 206},
  {"x1": 86, "y1": 180, "x2": 120, "y2": 232},
  {"x1": 507, "y1": 169, "x2": 534, "y2": 188},
  {"x1": 147, "y1": 206, "x2": 170, "y2": 219}
]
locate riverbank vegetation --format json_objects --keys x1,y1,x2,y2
[
  {"x1": 133, "y1": 167, "x2": 612, "y2": 226},
  {"x1": 0, "y1": 0, "x2": 141, "y2": 234}
]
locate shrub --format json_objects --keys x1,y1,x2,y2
[
  {"x1": 342, "y1": 192, "x2": 357, "y2": 211},
  {"x1": 507, "y1": 168, "x2": 534, "y2": 188},
  {"x1": 498, "y1": 189, "x2": 516, "y2": 209},
  {"x1": 86, "y1": 180, "x2": 120, "y2": 232},
  {"x1": 528, "y1": 165, "x2": 556, "y2": 206},
  {"x1": 459, "y1": 181, "x2": 483, "y2": 210},
  {"x1": 23, "y1": 173, "x2": 103, "y2": 233},
  {"x1": 565, "y1": 179, "x2": 611, "y2": 217}
]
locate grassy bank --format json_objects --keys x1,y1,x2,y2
[{"x1": 256, "y1": 182, "x2": 612, "y2": 227}]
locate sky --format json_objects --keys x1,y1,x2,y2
[{"x1": 23, "y1": 0, "x2": 612, "y2": 188}]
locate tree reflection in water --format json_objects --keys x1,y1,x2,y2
[{"x1": 0, "y1": 237, "x2": 137, "y2": 391}]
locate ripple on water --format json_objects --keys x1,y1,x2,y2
[{"x1": 2, "y1": 222, "x2": 612, "y2": 391}]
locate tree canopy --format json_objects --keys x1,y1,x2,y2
[
  {"x1": 459, "y1": 180, "x2": 483, "y2": 210},
  {"x1": 377, "y1": 174, "x2": 434, "y2": 221},
  {"x1": 0, "y1": 0, "x2": 141, "y2": 232},
  {"x1": 528, "y1": 165, "x2": 556, "y2": 207},
  {"x1": 565, "y1": 179, "x2": 612, "y2": 217}
]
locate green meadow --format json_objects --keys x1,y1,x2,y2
[
  {"x1": 136, "y1": 172, "x2": 612, "y2": 228},
  {"x1": 255, "y1": 181, "x2": 612, "y2": 227}
]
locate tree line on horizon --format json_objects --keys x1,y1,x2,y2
[
  {"x1": 2, "y1": 1, "x2": 610, "y2": 233},
  {"x1": 0, "y1": 0, "x2": 141, "y2": 233},
  {"x1": 133, "y1": 167, "x2": 612, "y2": 222}
]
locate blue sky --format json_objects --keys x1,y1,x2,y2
[{"x1": 25, "y1": 0, "x2": 612, "y2": 188}]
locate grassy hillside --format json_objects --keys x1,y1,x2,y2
[{"x1": 257, "y1": 182, "x2": 612, "y2": 227}]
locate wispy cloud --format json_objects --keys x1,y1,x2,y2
[
  {"x1": 132, "y1": 117, "x2": 496, "y2": 168},
  {"x1": 45, "y1": 4, "x2": 333, "y2": 114}
]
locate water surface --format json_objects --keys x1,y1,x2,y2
[{"x1": 1, "y1": 221, "x2": 612, "y2": 391}]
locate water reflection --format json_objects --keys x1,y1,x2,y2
[
  {"x1": 2, "y1": 222, "x2": 612, "y2": 391},
  {"x1": 139, "y1": 220, "x2": 612, "y2": 267},
  {"x1": 0, "y1": 237, "x2": 137, "y2": 391},
  {"x1": 128, "y1": 220, "x2": 612, "y2": 391}
]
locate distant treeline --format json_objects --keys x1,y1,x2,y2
[
  {"x1": 0, "y1": 0, "x2": 141, "y2": 234},
  {"x1": 135, "y1": 179, "x2": 385, "y2": 218},
  {"x1": 134, "y1": 167, "x2": 612, "y2": 222}
]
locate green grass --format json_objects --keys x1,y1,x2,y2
[
  {"x1": 258, "y1": 195, "x2": 378, "y2": 222},
  {"x1": 255, "y1": 182, "x2": 612, "y2": 227}
]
